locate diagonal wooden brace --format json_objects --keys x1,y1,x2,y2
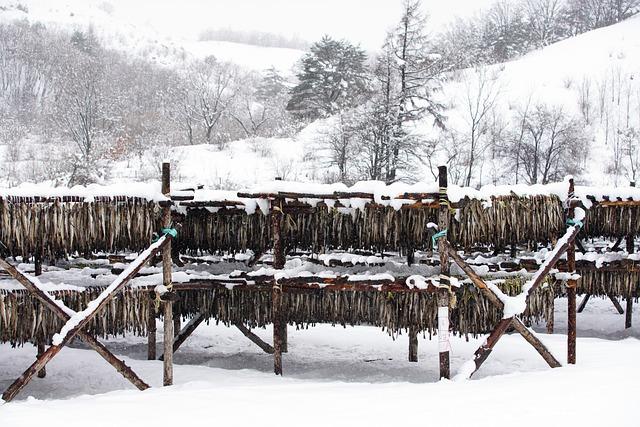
[
  {"x1": 1, "y1": 235, "x2": 171, "y2": 403},
  {"x1": 158, "y1": 313, "x2": 206, "y2": 361}
]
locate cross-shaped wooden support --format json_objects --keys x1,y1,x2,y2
[
  {"x1": 0, "y1": 234, "x2": 173, "y2": 403},
  {"x1": 442, "y1": 221, "x2": 581, "y2": 378}
]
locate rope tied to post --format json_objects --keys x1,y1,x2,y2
[
  {"x1": 152, "y1": 226, "x2": 178, "y2": 242},
  {"x1": 432, "y1": 229, "x2": 448, "y2": 248},
  {"x1": 566, "y1": 218, "x2": 583, "y2": 228}
]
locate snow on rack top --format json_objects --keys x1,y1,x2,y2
[
  {"x1": 3, "y1": 179, "x2": 640, "y2": 210},
  {"x1": 0, "y1": 182, "x2": 168, "y2": 202}
]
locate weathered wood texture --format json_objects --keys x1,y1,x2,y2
[
  {"x1": 272, "y1": 284, "x2": 283, "y2": 375},
  {"x1": 147, "y1": 292, "x2": 157, "y2": 360},
  {"x1": 567, "y1": 178, "x2": 577, "y2": 365},
  {"x1": 235, "y1": 322, "x2": 275, "y2": 354},
  {"x1": 408, "y1": 327, "x2": 418, "y2": 362},
  {"x1": 577, "y1": 294, "x2": 591, "y2": 313},
  {"x1": 159, "y1": 313, "x2": 205, "y2": 361},
  {"x1": 162, "y1": 162, "x2": 174, "y2": 387},
  {"x1": 437, "y1": 166, "x2": 451, "y2": 380}
]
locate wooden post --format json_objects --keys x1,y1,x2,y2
[
  {"x1": 437, "y1": 165, "x2": 451, "y2": 379},
  {"x1": 147, "y1": 292, "x2": 157, "y2": 360},
  {"x1": 161, "y1": 162, "x2": 174, "y2": 386},
  {"x1": 567, "y1": 178, "x2": 577, "y2": 365},
  {"x1": 35, "y1": 234, "x2": 46, "y2": 379},
  {"x1": 625, "y1": 184, "x2": 634, "y2": 328},
  {"x1": 280, "y1": 321, "x2": 288, "y2": 353},
  {"x1": 174, "y1": 315, "x2": 181, "y2": 338},
  {"x1": 546, "y1": 294, "x2": 555, "y2": 334},
  {"x1": 272, "y1": 284, "x2": 283, "y2": 375},
  {"x1": 408, "y1": 327, "x2": 418, "y2": 362},
  {"x1": 36, "y1": 341, "x2": 46, "y2": 379},
  {"x1": 271, "y1": 196, "x2": 285, "y2": 375}
]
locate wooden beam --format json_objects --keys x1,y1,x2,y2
[
  {"x1": 234, "y1": 322, "x2": 275, "y2": 354},
  {"x1": 159, "y1": 313, "x2": 206, "y2": 361},
  {"x1": 468, "y1": 318, "x2": 513, "y2": 377},
  {"x1": 511, "y1": 318, "x2": 561, "y2": 368},
  {"x1": 272, "y1": 284, "x2": 283, "y2": 376},
  {"x1": 147, "y1": 292, "x2": 157, "y2": 360},
  {"x1": 0, "y1": 258, "x2": 153, "y2": 402},
  {"x1": 608, "y1": 294, "x2": 625, "y2": 314},
  {"x1": 437, "y1": 165, "x2": 450, "y2": 380},
  {"x1": 546, "y1": 295, "x2": 555, "y2": 334},
  {"x1": 567, "y1": 178, "x2": 577, "y2": 365},
  {"x1": 161, "y1": 162, "x2": 174, "y2": 387},
  {"x1": 626, "y1": 296, "x2": 633, "y2": 329},
  {"x1": 34, "y1": 242, "x2": 46, "y2": 380},
  {"x1": 36, "y1": 342, "x2": 46, "y2": 379},
  {"x1": 577, "y1": 294, "x2": 591, "y2": 313},
  {"x1": 408, "y1": 327, "x2": 418, "y2": 362}
]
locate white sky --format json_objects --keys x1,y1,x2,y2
[{"x1": 106, "y1": 0, "x2": 496, "y2": 50}]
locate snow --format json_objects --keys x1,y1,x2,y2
[
  {"x1": 0, "y1": 296, "x2": 638, "y2": 426},
  {"x1": 434, "y1": 14, "x2": 640, "y2": 186},
  {"x1": 0, "y1": 182, "x2": 167, "y2": 201}
]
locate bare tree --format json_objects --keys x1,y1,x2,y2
[
  {"x1": 516, "y1": 104, "x2": 588, "y2": 184},
  {"x1": 524, "y1": 0, "x2": 565, "y2": 47},
  {"x1": 183, "y1": 57, "x2": 239, "y2": 147},
  {"x1": 461, "y1": 68, "x2": 501, "y2": 186}
]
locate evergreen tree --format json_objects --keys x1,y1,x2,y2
[{"x1": 286, "y1": 36, "x2": 369, "y2": 120}]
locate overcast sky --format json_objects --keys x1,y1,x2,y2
[{"x1": 106, "y1": 0, "x2": 495, "y2": 50}]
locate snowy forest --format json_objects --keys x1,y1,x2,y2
[
  {"x1": 1, "y1": 0, "x2": 639, "y2": 187},
  {"x1": 2, "y1": 1, "x2": 640, "y2": 425}
]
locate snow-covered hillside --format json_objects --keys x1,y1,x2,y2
[
  {"x1": 0, "y1": 0, "x2": 499, "y2": 72},
  {"x1": 439, "y1": 13, "x2": 640, "y2": 186},
  {"x1": 0, "y1": 0, "x2": 306, "y2": 72},
  {"x1": 1, "y1": 1, "x2": 639, "y2": 188},
  {"x1": 118, "y1": 15, "x2": 640, "y2": 190}
]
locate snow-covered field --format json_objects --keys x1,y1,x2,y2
[{"x1": 1, "y1": 297, "x2": 638, "y2": 426}]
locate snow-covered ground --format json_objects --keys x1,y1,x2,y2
[{"x1": 1, "y1": 296, "x2": 638, "y2": 426}]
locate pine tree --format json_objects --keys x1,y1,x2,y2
[{"x1": 286, "y1": 36, "x2": 370, "y2": 120}]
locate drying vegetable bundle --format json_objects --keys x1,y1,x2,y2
[
  {"x1": 166, "y1": 279, "x2": 554, "y2": 337},
  {"x1": 573, "y1": 269, "x2": 640, "y2": 298},
  {"x1": 0, "y1": 288, "x2": 153, "y2": 346},
  {"x1": 0, "y1": 198, "x2": 160, "y2": 258},
  {"x1": 0, "y1": 276, "x2": 554, "y2": 345},
  {"x1": 581, "y1": 205, "x2": 640, "y2": 238},
  {"x1": 179, "y1": 205, "x2": 439, "y2": 254},
  {"x1": 452, "y1": 195, "x2": 565, "y2": 249}
]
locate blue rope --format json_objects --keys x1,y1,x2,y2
[
  {"x1": 432, "y1": 229, "x2": 447, "y2": 247},
  {"x1": 566, "y1": 218, "x2": 583, "y2": 228},
  {"x1": 153, "y1": 227, "x2": 178, "y2": 242},
  {"x1": 161, "y1": 227, "x2": 178, "y2": 238}
]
